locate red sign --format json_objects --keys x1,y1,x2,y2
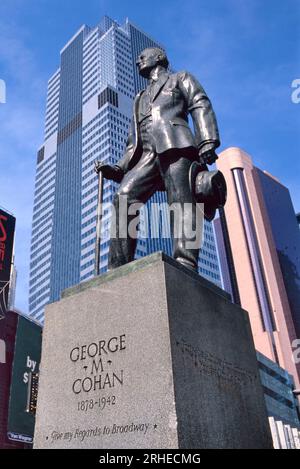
[
  {"x1": 0, "y1": 209, "x2": 16, "y2": 317},
  {"x1": 0, "y1": 214, "x2": 8, "y2": 271}
]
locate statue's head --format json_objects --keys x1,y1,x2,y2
[{"x1": 136, "y1": 47, "x2": 169, "y2": 78}]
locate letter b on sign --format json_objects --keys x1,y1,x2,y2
[{"x1": 0, "y1": 79, "x2": 6, "y2": 104}]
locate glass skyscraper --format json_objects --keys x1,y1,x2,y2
[
  {"x1": 257, "y1": 169, "x2": 300, "y2": 340},
  {"x1": 29, "y1": 16, "x2": 221, "y2": 323}
]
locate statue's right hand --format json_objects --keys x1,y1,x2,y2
[{"x1": 94, "y1": 161, "x2": 124, "y2": 183}]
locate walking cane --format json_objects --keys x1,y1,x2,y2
[{"x1": 94, "y1": 162, "x2": 104, "y2": 276}]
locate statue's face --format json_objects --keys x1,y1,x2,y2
[{"x1": 136, "y1": 48, "x2": 161, "y2": 78}]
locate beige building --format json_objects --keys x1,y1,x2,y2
[{"x1": 217, "y1": 147, "x2": 300, "y2": 388}]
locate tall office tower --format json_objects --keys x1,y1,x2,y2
[
  {"x1": 213, "y1": 217, "x2": 235, "y2": 300},
  {"x1": 29, "y1": 16, "x2": 221, "y2": 323},
  {"x1": 257, "y1": 169, "x2": 300, "y2": 340},
  {"x1": 216, "y1": 147, "x2": 300, "y2": 387},
  {"x1": 199, "y1": 222, "x2": 222, "y2": 288}
]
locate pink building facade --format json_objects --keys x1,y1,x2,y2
[{"x1": 217, "y1": 147, "x2": 300, "y2": 388}]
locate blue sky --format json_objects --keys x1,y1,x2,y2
[{"x1": 0, "y1": 0, "x2": 299, "y2": 312}]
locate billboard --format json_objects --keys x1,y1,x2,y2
[
  {"x1": 0, "y1": 311, "x2": 19, "y2": 448},
  {"x1": 0, "y1": 208, "x2": 16, "y2": 319},
  {"x1": 7, "y1": 315, "x2": 42, "y2": 443}
]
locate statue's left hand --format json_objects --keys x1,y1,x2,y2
[{"x1": 94, "y1": 161, "x2": 124, "y2": 183}]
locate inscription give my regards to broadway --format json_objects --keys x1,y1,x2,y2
[{"x1": 46, "y1": 334, "x2": 156, "y2": 445}]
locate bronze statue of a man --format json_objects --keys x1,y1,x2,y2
[{"x1": 95, "y1": 47, "x2": 221, "y2": 271}]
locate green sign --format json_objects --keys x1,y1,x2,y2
[{"x1": 7, "y1": 316, "x2": 42, "y2": 443}]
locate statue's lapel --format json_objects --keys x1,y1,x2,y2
[
  {"x1": 134, "y1": 89, "x2": 145, "y2": 141},
  {"x1": 151, "y1": 72, "x2": 170, "y2": 102}
]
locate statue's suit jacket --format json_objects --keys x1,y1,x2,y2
[{"x1": 117, "y1": 70, "x2": 220, "y2": 174}]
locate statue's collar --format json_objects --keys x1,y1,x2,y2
[{"x1": 149, "y1": 68, "x2": 169, "y2": 85}]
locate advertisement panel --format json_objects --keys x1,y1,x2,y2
[
  {"x1": 0, "y1": 311, "x2": 19, "y2": 448},
  {"x1": 0, "y1": 208, "x2": 16, "y2": 319},
  {"x1": 7, "y1": 316, "x2": 42, "y2": 443}
]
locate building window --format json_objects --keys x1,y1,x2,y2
[
  {"x1": 37, "y1": 147, "x2": 45, "y2": 164},
  {"x1": 98, "y1": 87, "x2": 119, "y2": 109}
]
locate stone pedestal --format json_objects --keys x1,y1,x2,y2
[{"x1": 34, "y1": 252, "x2": 272, "y2": 449}]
